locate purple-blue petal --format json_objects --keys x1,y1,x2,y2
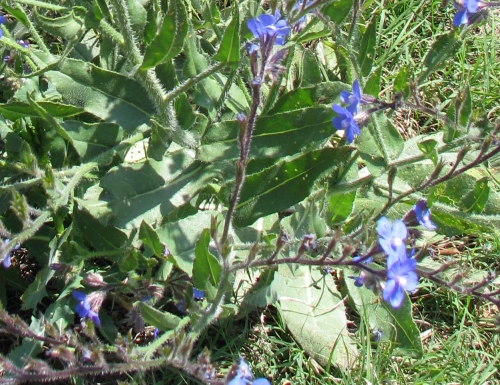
[
  {"x1": 346, "y1": 102, "x2": 358, "y2": 114},
  {"x1": 386, "y1": 250, "x2": 400, "y2": 271},
  {"x1": 453, "y1": 10, "x2": 467, "y2": 27},
  {"x1": 332, "y1": 104, "x2": 347, "y2": 116},
  {"x1": 193, "y1": 288, "x2": 205, "y2": 300},
  {"x1": 377, "y1": 217, "x2": 393, "y2": 239},
  {"x1": 75, "y1": 302, "x2": 89, "y2": 318},
  {"x1": 274, "y1": 36, "x2": 285, "y2": 45},
  {"x1": 258, "y1": 14, "x2": 276, "y2": 28},
  {"x1": 391, "y1": 220, "x2": 408, "y2": 240},
  {"x1": 403, "y1": 271, "x2": 418, "y2": 292},
  {"x1": 73, "y1": 290, "x2": 87, "y2": 301},
  {"x1": 352, "y1": 79, "x2": 361, "y2": 99},
  {"x1": 383, "y1": 279, "x2": 397, "y2": 302},
  {"x1": 228, "y1": 379, "x2": 247, "y2": 385},
  {"x1": 0, "y1": 15, "x2": 5, "y2": 24},
  {"x1": 340, "y1": 90, "x2": 351, "y2": 104},
  {"x1": 2, "y1": 253, "x2": 11, "y2": 268},
  {"x1": 344, "y1": 126, "x2": 355, "y2": 143},
  {"x1": 332, "y1": 116, "x2": 344, "y2": 130},
  {"x1": 247, "y1": 19, "x2": 261, "y2": 37},
  {"x1": 351, "y1": 120, "x2": 360, "y2": 135},
  {"x1": 88, "y1": 310, "x2": 101, "y2": 327},
  {"x1": 253, "y1": 379, "x2": 271, "y2": 385},
  {"x1": 465, "y1": 0, "x2": 478, "y2": 13},
  {"x1": 390, "y1": 285, "x2": 405, "y2": 308},
  {"x1": 400, "y1": 257, "x2": 417, "y2": 274}
]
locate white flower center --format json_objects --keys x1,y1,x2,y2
[
  {"x1": 398, "y1": 276, "x2": 407, "y2": 286},
  {"x1": 392, "y1": 237, "x2": 402, "y2": 247}
]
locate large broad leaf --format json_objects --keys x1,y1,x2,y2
[
  {"x1": 214, "y1": 4, "x2": 240, "y2": 69},
  {"x1": 228, "y1": 147, "x2": 355, "y2": 227},
  {"x1": 300, "y1": 49, "x2": 321, "y2": 87},
  {"x1": 325, "y1": 191, "x2": 357, "y2": 225},
  {"x1": 460, "y1": 177, "x2": 490, "y2": 214},
  {"x1": 200, "y1": 107, "x2": 336, "y2": 162},
  {"x1": 156, "y1": 211, "x2": 220, "y2": 274},
  {"x1": 73, "y1": 205, "x2": 128, "y2": 251},
  {"x1": 192, "y1": 229, "x2": 221, "y2": 290},
  {"x1": 235, "y1": 269, "x2": 286, "y2": 311},
  {"x1": 279, "y1": 265, "x2": 357, "y2": 368},
  {"x1": 63, "y1": 121, "x2": 123, "y2": 162},
  {"x1": 99, "y1": 150, "x2": 217, "y2": 228},
  {"x1": 43, "y1": 58, "x2": 155, "y2": 132},
  {"x1": 141, "y1": 0, "x2": 188, "y2": 70}
]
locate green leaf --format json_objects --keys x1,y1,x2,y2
[
  {"x1": 394, "y1": 65, "x2": 410, "y2": 98},
  {"x1": 20, "y1": 267, "x2": 53, "y2": 310},
  {"x1": 229, "y1": 147, "x2": 355, "y2": 227},
  {"x1": 63, "y1": 121, "x2": 123, "y2": 162},
  {"x1": 321, "y1": 0, "x2": 353, "y2": 25},
  {"x1": 345, "y1": 269, "x2": 423, "y2": 357},
  {"x1": 279, "y1": 266, "x2": 357, "y2": 368},
  {"x1": 119, "y1": 250, "x2": 139, "y2": 272},
  {"x1": 126, "y1": 0, "x2": 147, "y2": 32},
  {"x1": 200, "y1": 107, "x2": 336, "y2": 162},
  {"x1": 139, "y1": 221, "x2": 164, "y2": 257},
  {"x1": 458, "y1": 85, "x2": 472, "y2": 127},
  {"x1": 214, "y1": 4, "x2": 240, "y2": 69},
  {"x1": 364, "y1": 67, "x2": 381, "y2": 97},
  {"x1": 419, "y1": 32, "x2": 459, "y2": 83},
  {"x1": 99, "y1": 151, "x2": 217, "y2": 228},
  {"x1": 357, "y1": 112, "x2": 404, "y2": 175},
  {"x1": 358, "y1": 18, "x2": 377, "y2": 78},
  {"x1": 98, "y1": 310, "x2": 119, "y2": 343},
  {"x1": 73, "y1": 205, "x2": 128, "y2": 251},
  {"x1": 417, "y1": 139, "x2": 438, "y2": 165},
  {"x1": 43, "y1": 58, "x2": 155, "y2": 132},
  {"x1": 8, "y1": 318, "x2": 44, "y2": 367},
  {"x1": 300, "y1": 49, "x2": 322, "y2": 87},
  {"x1": 266, "y1": 81, "x2": 349, "y2": 115},
  {"x1": 138, "y1": 302, "x2": 181, "y2": 331},
  {"x1": 0, "y1": 101, "x2": 83, "y2": 121},
  {"x1": 27, "y1": 94, "x2": 73, "y2": 143},
  {"x1": 460, "y1": 177, "x2": 490, "y2": 214},
  {"x1": 141, "y1": 0, "x2": 188, "y2": 70},
  {"x1": 33, "y1": 6, "x2": 85, "y2": 39},
  {"x1": 156, "y1": 211, "x2": 220, "y2": 274},
  {"x1": 325, "y1": 191, "x2": 356, "y2": 225},
  {"x1": 192, "y1": 229, "x2": 222, "y2": 290},
  {"x1": 236, "y1": 269, "x2": 286, "y2": 311}
]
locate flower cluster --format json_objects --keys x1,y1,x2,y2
[
  {"x1": 351, "y1": 201, "x2": 437, "y2": 308},
  {"x1": 228, "y1": 358, "x2": 271, "y2": 385},
  {"x1": 247, "y1": 10, "x2": 290, "y2": 47}
]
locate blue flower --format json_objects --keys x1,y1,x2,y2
[
  {"x1": 72, "y1": 290, "x2": 101, "y2": 327},
  {"x1": 228, "y1": 358, "x2": 272, "y2": 385},
  {"x1": 377, "y1": 217, "x2": 407, "y2": 264},
  {"x1": 340, "y1": 79, "x2": 362, "y2": 114},
  {"x1": 413, "y1": 200, "x2": 437, "y2": 230},
  {"x1": 0, "y1": 15, "x2": 5, "y2": 25},
  {"x1": 331, "y1": 104, "x2": 360, "y2": 143},
  {"x1": 453, "y1": 0, "x2": 479, "y2": 26},
  {"x1": 193, "y1": 287, "x2": 205, "y2": 300},
  {"x1": 247, "y1": 10, "x2": 290, "y2": 46},
  {"x1": 383, "y1": 249, "x2": 418, "y2": 308}
]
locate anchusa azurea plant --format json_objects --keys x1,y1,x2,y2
[{"x1": 1, "y1": 0, "x2": 500, "y2": 384}]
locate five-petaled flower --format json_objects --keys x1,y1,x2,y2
[
  {"x1": 413, "y1": 200, "x2": 437, "y2": 230},
  {"x1": 453, "y1": 0, "x2": 479, "y2": 26},
  {"x1": 383, "y1": 248, "x2": 418, "y2": 308},
  {"x1": 73, "y1": 290, "x2": 101, "y2": 327},
  {"x1": 340, "y1": 80, "x2": 362, "y2": 114},
  {"x1": 377, "y1": 217, "x2": 408, "y2": 261},
  {"x1": 247, "y1": 10, "x2": 290, "y2": 46},
  {"x1": 331, "y1": 105, "x2": 360, "y2": 143}
]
